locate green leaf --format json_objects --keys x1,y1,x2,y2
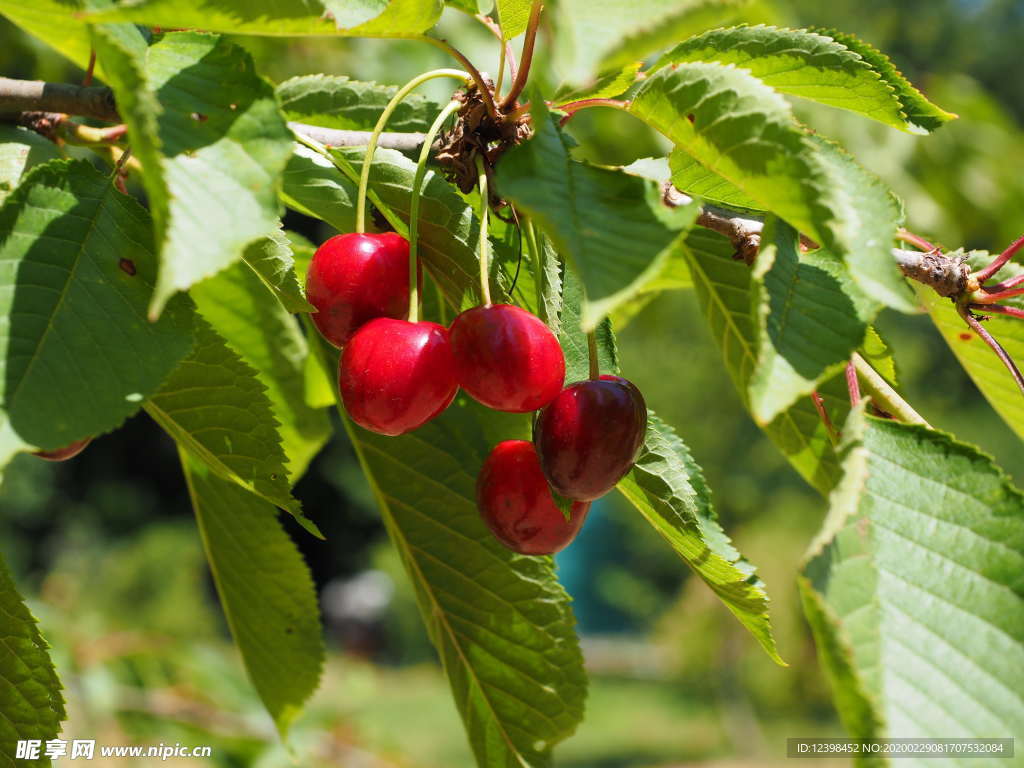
[
  {"x1": 182, "y1": 451, "x2": 323, "y2": 736},
  {"x1": 820, "y1": 28, "x2": 958, "y2": 134},
  {"x1": 497, "y1": 105, "x2": 698, "y2": 330},
  {"x1": 90, "y1": 0, "x2": 443, "y2": 37},
  {"x1": 280, "y1": 143, "x2": 359, "y2": 233},
  {"x1": 748, "y1": 218, "x2": 876, "y2": 424},
  {"x1": 0, "y1": 159, "x2": 194, "y2": 454},
  {"x1": 617, "y1": 412, "x2": 781, "y2": 663},
  {"x1": 329, "y1": 384, "x2": 587, "y2": 768},
  {"x1": 190, "y1": 257, "x2": 330, "y2": 482},
  {"x1": 240, "y1": 228, "x2": 313, "y2": 314},
  {"x1": 93, "y1": 31, "x2": 295, "y2": 318},
  {"x1": 0, "y1": 126, "x2": 60, "y2": 206},
  {"x1": 628, "y1": 62, "x2": 913, "y2": 312},
  {"x1": 554, "y1": 62, "x2": 643, "y2": 103},
  {"x1": 668, "y1": 149, "x2": 763, "y2": 209},
  {"x1": 556, "y1": 263, "x2": 619, "y2": 383},
  {"x1": 0, "y1": 554, "x2": 65, "y2": 768},
  {"x1": 552, "y1": 0, "x2": 749, "y2": 85},
  {"x1": 278, "y1": 75, "x2": 439, "y2": 132},
  {"x1": 655, "y1": 24, "x2": 955, "y2": 134},
  {"x1": 919, "y1": 252, "x2": 1024, "y2": 440},
  {"x1": 800, "y1": 407, "x2": 1024, "y2": 747},
  {"x1": 0, "y1": 0, "x2": 97, "y2": 75},
  {"x1": 686, "y1": 227, "x2": 847, "y2": 495},
  {"x1": 145, "y1": 318, "x2": 311, "y2": 528},
  {"x1": 496, "y1": 0, "x2": 531, "y2": 39}
]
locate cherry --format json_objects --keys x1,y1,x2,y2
[
  {"x1": 306, "y1": 232, "x2": 420, "y2": 348},
  {"x1": 534, "y1": 375, "x2": 647, "y2": 501},
  {"x1": 448, "y1": 304, "x2": 565, "y2": 412},
  {"x1": 477, "y1": 440, "x2": 590, "y2": 555},
  {"x1": 339, "y1": 317, "x2": 459, "y2": 436},
  {"x1": 34, "y1": 438, "x2": 91, "y2": 461}
]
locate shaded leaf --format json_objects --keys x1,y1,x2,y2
[
  {"x1": 0, "y1": 159, "x2": 194, "y2": 455},
  {"x1": 668, "y1": 149, "x2": 763, "y2": 209},
  {"x1": 0, "y1": 555, "x2": 65, "y2": 768},
  {"x1": 685, "y1": 227, "x2": 847, "y2": 494},
  {"x1": 498, "y1": 105, "x2": 698, "y2": 330},
  {"x1": 656, "y1": 24, "x2": 955, "y2": 134},
  {"x1": 801, "y1": 407, "x2": 1024, "y2": 750},
  {"x1": 240, "y1": 228, "x2": 313, "y2": 314},
  {"x1": 555, "y1": 62, "x2": 643, "y2": 103},
  {"x1": 90, "y1": 0, "x2": 443, "y2": 37},
  {"x1": 94, "y1": 31, "x2": 294, "y2": 318},
  {"x1": 628, "y1": 62, "x2": 912, "y2": 311},
  {"x1": 145, "y1": 318, "x2": 310, "y2": 528},
  {"x1": 183, "y1": 451, "x2": 323, "y2": 736},
  {"x1": 0, "y1": 0, "x2": 105, "y2": 76},
  {"x1": 278, "y1": 75, "x2": 439, "y2": 132},
  {"x1": 191, "y1": 258, "x2": 330, "y2": 482},
  {"x1": 748, "y1": 218, "x2": 876, "y2": 424},
  {"x1": 618, "y1": 413, "x2": 782, "y2": 663},
  {"x1": 280, "y1": 143, "x2": 360, "y2": 233}
]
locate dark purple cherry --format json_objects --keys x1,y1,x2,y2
[
  {"x1": 306, "y1": 232, "x2": 419, "y2": 348},
  {"x1": 339, "y1": 318, "x2": 458, "y2": 436},
  {"x1": 34, "y1": 438, "x2": 91, "y2": 461},
  {"x1": 448, "y1": 304, "x2": 565, "y2": 413},
  {"x1": 534, "y1": 374, "x2": 647, "y2": 501},
  {"x1": 477, "y1": 440, "x2": 590, "y2": 555}
]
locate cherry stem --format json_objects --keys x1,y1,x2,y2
[
  {"x1": 356, "y1": 68, "x2": 470, "y2": 234},
  {"x1": 409, "y1": 99, "x2": 462, "y2": 324},
  {"x1": 970, "y1": 302, "x2": 1024, "y2": 320},
  {"x1": 476, "y1": 155, "x2": 493, "y2": 306},
  {"x1": 587, "y1": 332, "x2": 600, "y2": 380},
  {"x1": 109, "y1": 146, "x2": 133, "y2": 182},
  {"x1": 83, "y1": 49, "x2": 96, "y2": 87},
  {"x1": 895, "y1": 228, "x2": 938, "y2": 252},
  {"x1": 500, "y1": 0, "x2": 543, "y2": 110},
  {"x1": 960, "y1": 305, "x2": 1024, "y2": 396},
  {"x1": 556, "y1": 98, "x2": 631, "y2": 125},
  {"x1": 473, "y1": 14, "x2": 518, "y2": 96},
  {"x1": 845, "y1": 361, "x2": 861, "y2": 407},
  {"x1": 420, "y1": 37, "x2": 499, "y2": 120},
  {"x1": 974, "y1": 232, "x2": 1024, "y2": 284},
  {"x1": 524, "y1": 218, "x2": 545, "y2": 321},
  {"x1": 974, "y1": 286, "x2": 1024, "y2": 304},
  {"x1": 851, "y1": 353, "x2": 930, "y2": 427},
  {"x1": 983, "y1": 272, "x2": 1024, "y2": 294},
  {"x1": 810, "y1": 391, "x2": 839, "y2": 446}
]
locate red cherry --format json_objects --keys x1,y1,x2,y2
[
  {"x1": 448, "y1": 304, "x2": 565, "y2": 412},
  {"x1": 306, "y1": 232, "x2": 419, "y2": 348},
  {"x1": 534, "y1": 375, "x2": 647, "y2": 501},
  {"x1": 477, "y1": 440, "x2": 589, "y2": 555},
  {"x1": 339, "y1": 317, "x2": 458, "y2": 436},
  {"x1": 34, "y1": 437, "x2": 91, "y2": 461}
]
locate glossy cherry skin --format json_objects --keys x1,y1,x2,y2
[
  {"x1": 477, "y1": 440, "x2": 590, "y2": 555},
  {"x1": 339, "y1": 318, "x2": 459, "y2": 436},
  {"x1": 534, "y1": 375, "x2": 647, "y2": 501},
  {"x1": 34, "y1": 438, "x2": 91, "y2": 461},
  {"x1": 448, "y1": 304, "x2": 565, "y2": 413},
  {"x1": 306, "y1": 232, "x2": 419, "y2": 348}
]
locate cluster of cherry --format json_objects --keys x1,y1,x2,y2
[{"x1": 308, "y1": 231, "x2": 648, "y2": 555}]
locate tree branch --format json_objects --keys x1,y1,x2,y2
[{"x1": 0, "y1": 76, "x2": 118, "y2": 122}]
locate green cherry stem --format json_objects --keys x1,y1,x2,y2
[
  {"x1": 356, "y1": 68, "x2": 470, "y2": 234},
  {"x1": 524, "y1": 218, "x2": 545, "y2": 321},
  {"x1": 476, "y1": 155, "x2": 493, "y2": 306},
  {"x1": 851, "y1": 353, "x2": 930, "y2": 427},
  {"x1": 587, "y1": 332, "x2": 600, "y2": 380},
  {"x1": 409, "y1": 99, "x2": 463, "y2": 323}
]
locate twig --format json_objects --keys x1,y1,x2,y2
[
  {"x1": 0, "y1": 76, "x2": 118, "y2": 121},
  {"x1": 287, "y1": 122, "x2": 426, "y2": 151}
]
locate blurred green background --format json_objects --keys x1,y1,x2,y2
[{"x1": 1, "y1": 1, "x2": 1022, "y2": 766}]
